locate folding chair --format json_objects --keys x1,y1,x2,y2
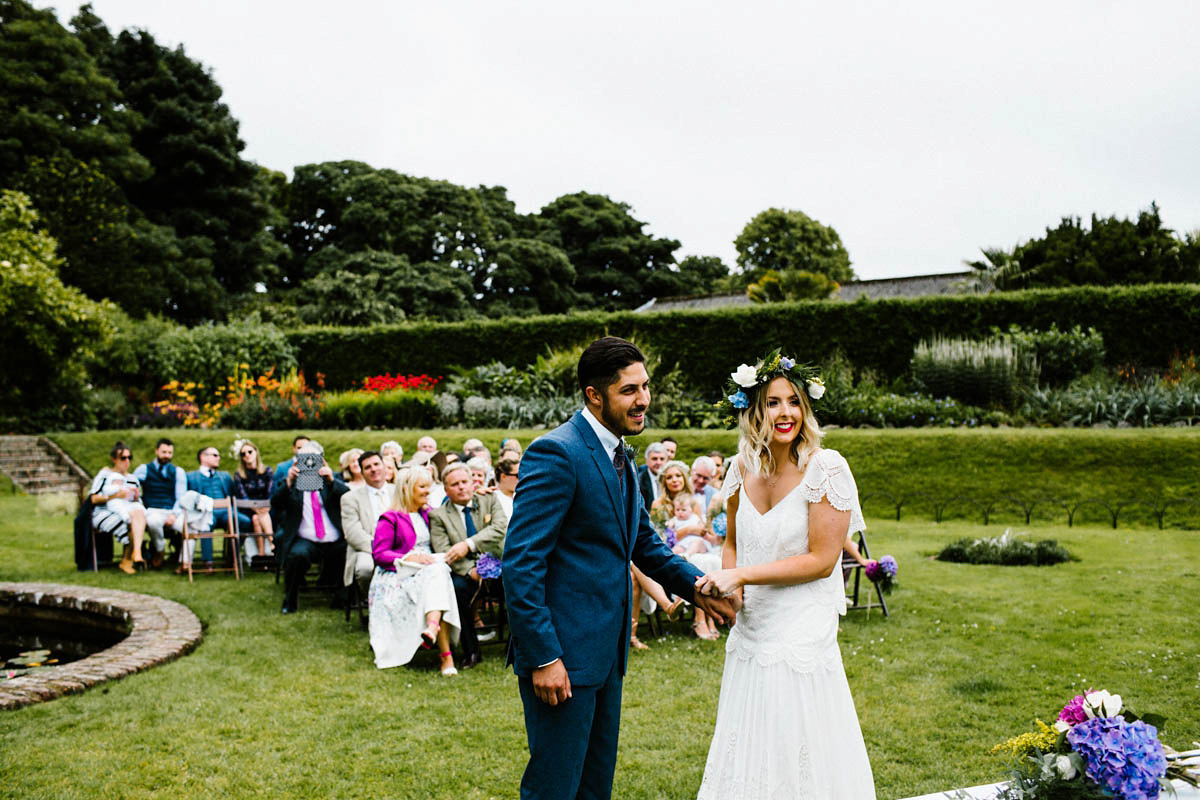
[
  {"x1": 179, "y1": 497, "x2": 242, "y2": 582},
  {"x1": 232, "y1": 498, "x2": 274, "y2": 572},
  {"x1": 843, "y1": 529, "x2": 888, "y2": 616},
  {"x1": 344, "y1": 579, "x2": 368, "y2": 627},
  {"x1": 471, "y1": 578, "x2": 508, "y2": 645}
]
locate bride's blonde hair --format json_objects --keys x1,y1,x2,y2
[{"x1": 736, "y1": 374, "x2": 822, "y2": 477}]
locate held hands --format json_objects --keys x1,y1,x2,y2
[
  {"x1": 532, "y1": 659, "x2": 572, "y2": 706},
  {"x1": 693, "y1": 571, "x2": 744, "y2": 625},
  {"x1": 695, "y1": 568, "x2": 743, "y2": 599}
]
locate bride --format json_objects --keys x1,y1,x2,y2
[{"x1": 695, "y1": 351, "x2": 876, "y2": 799}]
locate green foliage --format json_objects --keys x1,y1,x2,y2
[
  {"x1": 140, "y1": 316, "x2": 298, "y2": 397},
  {"x1": 937, "y1": 531, "x2": 1072, "y2": 566},
  {"x1": 0, "y1": 190, "x2": 111, "y2": 430},
  {"x1": 318, "y1": 389, "x2": 439, "y2": 430},
  {"x1": 912, "y1": 335, "x2": 1039, "y2": 410},
  {"x1": 734, "y1": 207, "x2": 854, "y2": 286},
  {"x1": 998, "y1": 203, "x2": 1200, "y2": 289},
  {"x1": 1019, "y1": 371, "x2": 1200, "y2": 427},
  {"x1": 747, "y1": 268, "x2": 839, "y2": 302},
  {"x1": 1002, "y1": 324, "x2": 1106, "y2": 387}
]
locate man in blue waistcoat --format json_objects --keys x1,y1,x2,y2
[
  {"x1": 132, "y1": 437, "x2": 186, "y2": 568},
  {"x1": 186, "y1": 446, "x2": 253, "y2": 567}
]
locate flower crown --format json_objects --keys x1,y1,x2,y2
[{"x1": 714, "y1": 348, "x2": 825, "y2": 427}]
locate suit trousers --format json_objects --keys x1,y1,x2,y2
[
  {"x1": 518, "y1": 658, "x2": 623, "y2": 800},
  {"x1": 283, "y1": 538, "x2": 344, "y2": 607},
  {"x1": 450, "y1": 572, "x2": 481, "y2": 659}
]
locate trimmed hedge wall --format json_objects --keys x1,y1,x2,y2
[{"x1": 289, "y1": 285, "x2": 1200, "y2": 393}]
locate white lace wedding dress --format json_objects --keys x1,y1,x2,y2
[{"x1": 697, "y1": 449, "x2": 876, "y2": 799}]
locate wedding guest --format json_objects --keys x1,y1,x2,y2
[
  {"x1": 131, "y1": 437, "x2": 185, "y2": 568},
  {"x1": 380, "y1": 440, "x2": 404, "y2": 481},
  {"x1": 187, "y1": 446, "x2": 253, "y2": 569},
  {"x1": 466, "y1": 457, "x2": 490, "y2": 490},
  {"x1": 638, "y1": 442, "x2": 668, "y2": 509},
  {"x1": 369, "y1": 465, "x2": 459, "y2": 675},
  {"x1": 232, "y1": 438, "x2": 274, "y2": 566},
  {"x1": 493, "y1": 456, "x2": 519, "y2": 520},
  {"x1": 272, "y1": 442, "x2": 348, "y2": 614},
  {"x1": 661, "y1": 436, "x2": 678, "y2": 460},
  {"x1": 339, "y1": 448, "x2": 366, "y2": 490},
  {"x1": 89, "y1": 441, "x2": 147, "y2": 574},
  {"x1": 691, "y1": 456, "x2": 718, "y2": 519},
  {"x1": 708, "y1": 450, "x2": 726, "y2": 491},
  {"x1": 273, "y1": 435, "x2": 310, "y2": 486},
  {"x1": 340, "y1": 451, "x2": 392, "y2": 598},
  {"x1": 649, "y1": 460, "x2": 716, "y2": 640},
  {"x1": 416, "y1": 436, "x2": 438, "y2": 454}
]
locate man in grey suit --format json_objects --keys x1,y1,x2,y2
[
  {"x1": 502, "y1": 337, "x2": 738, "y2": 799},
  {"x1": 339, "y1": 451, "x2": 392, "y2": 598},
  {"x1": 429, "y1": 461, "x2": 508, "y2": 669}
]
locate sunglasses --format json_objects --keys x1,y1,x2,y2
[
  {"x1": 117, "y1": 453, "x2": 131, "y2": 461},
  {"x1": 240, "y1": 450, "x2": 255, "y2": 457}
]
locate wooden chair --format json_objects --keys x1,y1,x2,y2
[
  {"x1": 842, "y1": 529, "x2": 888, "y2": 617},
  {"x1": 232, "y1": 498, "x2": 274, "y2": 572},
  {"x1": 179, "y1": 497, "x2": 242, "y2": 582},
  {"x1": 471, "y1": 578, "x2": 508, "y2": 645},
  {"x1": 344, "y1": 579, "x2": 368, "y2": 628}
]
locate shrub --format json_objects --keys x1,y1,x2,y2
[
  {"x1": 459, "y1": 395, "x2": 577, "y2": 429},
  {"x1": 912, "y1": 335, "x2": 1038, "y2": 410},
  {"x1": 937, "y1": 530, "x2": 1071, "y2": 565},
  {"x1": 319, "y1": 389, "x2": 439, "y2": 430},
  {"x1": 1019, "y1": 372, "x2": 1200, "y2": 427},
  {"x1": 822, "y1": 390, "x2": 999, "y2": 428},
  {"x1": 1003, "y1": 324, "x2": 1106, "y2": 387}
]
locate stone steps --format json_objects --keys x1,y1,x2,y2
[{"x1": 0, "y1": 436, "x2": 90, "y2": 496}]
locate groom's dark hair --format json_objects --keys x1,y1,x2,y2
[{"x1": 578, "y1": 337, "x2": 645, "y2": 396}]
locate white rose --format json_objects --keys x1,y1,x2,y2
[
  {"x1": 807, "y1": 378, "x2": 826, "y2": 400},
  {"x1": 1084, "y1": 689, "x2": 1122, "y2": 718},
  {"x1": 1055, "y1": 754, "x2": 1078, "y2": 780},
  {"x1": 731, "y1": 364, "x2": 758, "y2": 388},
  {"x1": 1053, "y1": 720, "x2": 1070, "y2": 733}
]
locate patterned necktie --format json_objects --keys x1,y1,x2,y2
[
  {"x1": 311, "y1": 492, "x2": 326, "y2": 540},
  {"x1": 613, "y1": 443, "x2": 627, "y2": 497}
]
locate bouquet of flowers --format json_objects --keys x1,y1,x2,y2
[
  {"x1": 863, "y1": 555, "x2": 898, "y2": 593},
  {"x1": 988, "y1": 689, "x2": 1197, "y2": 799},
  {"x1": 475, "y1": 552, "x2": 502, "y2": 581}
]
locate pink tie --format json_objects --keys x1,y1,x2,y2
[{"x1": 311, "y1": 492, "x2": 326, "y2": 540}]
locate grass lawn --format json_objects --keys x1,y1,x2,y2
[{"x1": 2, "y1": 490, "x2": 1198, "y2": 799}]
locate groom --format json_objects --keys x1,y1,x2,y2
[{"x1": 503, "y1": 336, "x2": 739, "y2": 799}]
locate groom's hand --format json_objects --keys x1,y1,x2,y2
[
  {"x1": 532, "y1": 659, "x2": 572, "y2": 706},
  {"x1": 694, "y1": 592, "x2": 741, "y2": 625}
]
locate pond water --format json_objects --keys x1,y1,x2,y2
[{"x1": 0, "y1": 609, "x2": 127, "y2": 679}]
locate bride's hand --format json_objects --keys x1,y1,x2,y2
[{"x1": 695, "y1": 569, "x2": 742, "y2": 598}]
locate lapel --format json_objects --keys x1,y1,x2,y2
[{"x1": 571, "y1": 413, "x2": 634, "y2": 554}]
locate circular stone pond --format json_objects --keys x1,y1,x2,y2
[{"x1": 0, "y1": 582, "x2": 203, "y2": 710}]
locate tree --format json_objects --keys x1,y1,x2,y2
[
  {"x1": 996, "y1": 203, "x2": 1199, "y2": 289},
  {"x1": 0, "y1": 190, "x2": 111, "y2": 429},
  {"x1": 746, "y1": 269, "x2": 838, "y2": 302},
  {"x1": 537, "y1": 192, "x2": 681, "y2": 310},
  {"x1": 484, "y1": 238, "x2": 578, "y2": 316},
  {"x1": 734, "y1": 208, "x2": 854, "y2": 286}
]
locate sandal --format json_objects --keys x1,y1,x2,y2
[
  {"x1": 630, "y1": 618, "x2": 649, "y2": 650},
  {"x1": 420, "y1": 622, "x2": 441, "y2": 650},
  {"x1": 664, "y1": 598, "x2": 684, "y2": 621},
  {"x1": 692, "y1": 621, "x2": 719, "y2": 641},
  {"x1": 439, "y1": 651, "x2": 458, "y2": 677}
]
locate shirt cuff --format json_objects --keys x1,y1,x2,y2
[{"x1": 537, "y1": 658, "x2": 560, "y2": 669}]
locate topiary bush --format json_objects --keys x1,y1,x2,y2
[{"x1": 937, "y1": 530, "x2": 1072, "y2": 565}]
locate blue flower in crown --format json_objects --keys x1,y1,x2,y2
[
  {"x1": 779, "y1": 356, "x2": 796, "y2": 370},
  {"x1": 729, "y1": 390, "x2": 749, "y2": 409}
]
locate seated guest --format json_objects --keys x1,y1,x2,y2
[
  {"x1": 465, "y1": 457, "x2": 491, "y2": 490},
  {"x1": 649, "y1": 460, "x2": 704, "y2": 533},
  {"x1": 690, "y1": 455, "x2": 718, "y2": 519},
  {"x1": 379, "y1": 440, "x2": 404, "y2": 481},
  {"x1": 369, "y1": 465, "x2": 459, "y2": 675},
  {"x1": 272, "y1": 441, "x2": 348, "y2": 613},
  {"x1": 340, "y1": 451, "x2": 392, "y2": 598},
  {"x1": 666, "y1": 494, "x2": 704, "y2": 546},
  {"x1": 339, "y1": 448, "x2": 366, "y2": 490},
  {"x1": 661, "y1": 436, "x2": 678, "y2": 460},
  {"x1": 273, "y1": 435, "x2": 310, "y2": 486},
  {"x1": 493, "y1": 456, "x2": 519, "y2": 520},
  {"x1": 408, "y1": 450, "x2": 446, "y2": 507},
  {"x1": 708, "y1": 450, "x2": 726, "y2": 491},
  {"x1": 186, "y1": 446, "x2": 253, "y2": 569},
  {"x1": 416, "y1": 435, "x2": 438, "y2": 454},
  {"x1": 89, "y1": 441, "x2": 147, "y2": 574},
  {"x1": 132, "y1": 437, "x2": 185, "y2": 568},
  {"x1": 232, "y1": 438, "x2": 274, "y2": 566},
  {"x1": 428, "y1": 462, "x2": 509, "y2": 669},
  {"x1": 637, "y1": 441, "x2": 668, "y2": 509}
]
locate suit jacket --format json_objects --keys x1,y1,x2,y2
[
  {"x1": 270, "y1": 476, "x2": 349, "y2": 563},
  {"x1": 428, "y1": 491, "x2": 509, "y2": 577},
  {"x1": 340, "y1": 484, "x2": 389, "y2": 586},
  {"x1": 502, "y1": 411, "x2": 702, "y2": 685},
  {"x1": 637, "y1": 465, "x2": 657, "y2": 509}
]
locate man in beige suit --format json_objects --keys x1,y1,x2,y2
[
  {"x1": 429, "y1": 462, "x2": 508, "y2": 669},
  {"x1": 340, "y1": 451, "x2": 392, "y2": 597}
]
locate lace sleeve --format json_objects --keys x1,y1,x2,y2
[
  {"x1": 800, "y1": 450, "x2": 866, "y2": 535},
  {"x1": 715, "y1": 457, "x2": 742, "y2": 505}
]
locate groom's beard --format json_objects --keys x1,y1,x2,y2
[{"x1": 600, "y1": 396, "x2": 648, "y2": 437}]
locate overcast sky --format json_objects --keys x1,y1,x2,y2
[{"x1": 80, "y1": 0, "x2": 1200, "y2": 280}]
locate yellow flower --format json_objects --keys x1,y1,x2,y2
[{"x1": 990, "y1": 719, "x2": 1058, "y2": 758}]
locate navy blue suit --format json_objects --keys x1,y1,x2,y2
[{"x1": 503, "y1": 411, "x2": 703, "y2": 799}]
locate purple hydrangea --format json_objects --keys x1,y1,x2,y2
[
  {"x1": 665, "y1": 529, "x2": 677, "y2": 549},
  {"x1": 879, "y1": 555, "x2": 898, "y2": 578},
  {"x1": 864, "y1": 560, "x2": 882, "y2": 580},
  {"x1": 729, "y1": 390, "x2": 749, "y2": 409},
  {"x1": 1058, "y1": 692, "x2": 1092, "y2": 727},
  {"x1": 1067, "y1": 716, "x2": 1166, "y2": 800},
  {"x1": 475, "y1": 552, "x2": 502, "y2": 580}
]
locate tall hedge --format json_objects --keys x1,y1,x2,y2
[{"x1": 288, "y1": 285, "x2": 1200, "y2": 395}]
